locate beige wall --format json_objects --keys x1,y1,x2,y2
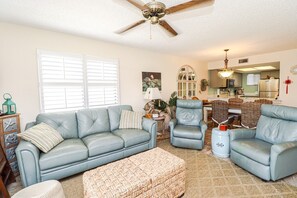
[
  {"x1": 0, "y1": 22, "x2": 208, "y2": 130},
  {"x1": 208, "y1": 48, "x2": 297, "y2": 107}
]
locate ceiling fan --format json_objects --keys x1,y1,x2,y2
[{"x1": 116, "y1": 0, "x2": 212, "y2": 37}]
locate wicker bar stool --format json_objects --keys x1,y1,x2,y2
[
  {"x1": 241, "y1": 102, "x2": 262, "y2": 129},
  {"x1": 254, "y1": 99, "x2": 273, "y2": 104},
  {"x1": 211, "y1": 100, "x2": 234, "y2": 127},
  {"x1": 228, "y1": 98, "x2": 243, "y2": 127},
  {"x1": 228, "y1": 98, "x2": 243, "y2": 108}
]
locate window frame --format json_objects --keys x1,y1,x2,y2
[
  {"x1": 177, "y1": 65, "x2": 197, "y2": 99},
  {"x1": 37, "y1": 49, "x2": 120, "y2": 113}
]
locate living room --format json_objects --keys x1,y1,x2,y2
[{"x1": 1, "y1": 0, "x2": 297, "y2": 197}]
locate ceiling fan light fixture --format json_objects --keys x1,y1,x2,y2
[
  {"x1": 142, "y1": 1, "x2": 166, "y2": 22},
  {"x1": 150, "y1": 16, "x2": 159, "y2": 24},
  {"x1": 218, "y1": 49, "x2": 234, "y2": 78}
]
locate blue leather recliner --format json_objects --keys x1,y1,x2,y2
[
  {"x1": 169, "y1": 100, "x2": 207, "y2": 150},
  {"x1": 230, "y1": 104, "x2": 297, "y2": 181}
]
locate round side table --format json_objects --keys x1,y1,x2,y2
[{"x1": 211, "y1": 128, "x2": 230, "y2": 158}]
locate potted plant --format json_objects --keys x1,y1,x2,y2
[{"x1": 168, "y1": 91, "x2": 177, "y2": 119}]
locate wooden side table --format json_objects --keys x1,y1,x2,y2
[
  {"x1": 0, "y1": 145, "x2": 15, "y2": 198},
  {"x1": 0, "y1": 114, "x2": 21, "y2": 176},
  {"x1": 153, "y1": 116, "x2": 170, "y2": 140}
]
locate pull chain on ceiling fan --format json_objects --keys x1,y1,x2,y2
[{"x1": 116, "y1": 0, "x2": 212, "y2": 37}]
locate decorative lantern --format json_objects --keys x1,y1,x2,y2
[
  {"x1": 2, "y1": 93, "x2": 17, "y2": 115},
  {"x1": 284, "y1": 76, "x2": 293, "y2": 95}
]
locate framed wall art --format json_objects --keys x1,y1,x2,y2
[{"x1": 142, "y1": 72, "x2": 162, "y2": 92}]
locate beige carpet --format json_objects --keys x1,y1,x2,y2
[{"x1": 8, "y1": 139, "x2": 297, "y2": 197}]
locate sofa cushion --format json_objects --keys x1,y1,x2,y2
[
  {"x1": 18, "y1": 123, "x2": 64, "y2": 153},
  {"x1": 36, "y1": 111, "x2": 78, "y2": 139},
  {"x1": 82, "y1": 132, "x2": 124, "y2": 157},
  {"x1": 256, "y1": 105, "x2": 297, "y2": 144},
  {"x1": 231, "y1": 139, "x2": 272, "y2": 166},
  {"x1": 176, "y1": 100, "x2": 202, "y2": 126},
  {"x1": 173, "y1": 125, "x2": 202, "y2": 140},
  {"x1": 77, "y1": 108, "x2": 110, "y2": 138},
  {"x1": 39, "y1": 139, "x2": 88, "y2": 170},
  {"x1": 113, "y1": 129, "x2": 150, "y2": 147},
  {"x1": 108, "y1": 105, "x2": 133, "y2": 131},
  {"x1": 119, "y1": 110, "x2": 143, "y2": 129},
  {"x1": 256, "y1": 116, "x2": 297, "y2": 145}
]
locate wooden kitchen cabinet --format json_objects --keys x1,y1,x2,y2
[
  {"x1": 260, "y1": 70, "x2": 280, "y2": 79},
  {"x1": 0, "y1": 114, "x2": 21, "y2": 176},
  {"x1": 209, "y1": 70, "x2": 226, "y2": 87},
  {"x1": 209, "y1": 70, "x2": 242, "y2": 88},
  {"x1": 233, "y1": 72, "x2": 242, "y2": 87}
]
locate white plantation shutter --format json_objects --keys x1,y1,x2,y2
[
  {"x1": 38, "y1": 50, "x2": 119, "y2": 112},
  {"x1": 87, "y1": 58, "x2": 119, "y2": 107}
]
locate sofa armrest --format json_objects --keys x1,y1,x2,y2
[
  {"x1": 16, "y1": 140, "x2": 41, "y2": 187},
  {"x1": 230, "y1": 128, "x2": 256, "y2": 141},
  {"x1": 142, "y1": 118, "x2": 157, "y2": 148},
  {"x1": 270, "y1": 141, "x2": 297, "y2": 181},
  {"x1": 25, "y1": 121, "x2": 36, "y2": 130}
]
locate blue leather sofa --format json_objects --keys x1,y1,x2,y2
[
  {"x1": 230, "y1": 104, "x2": 297, "y2": 181},
  {"x1": 169, "y1": 100, "x2": 207, "y2": 150},
  {"x1": 16, "y1": 105, "x2": 157, "y2": 187}
]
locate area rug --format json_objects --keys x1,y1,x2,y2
[{"x1": 8, "y1": 139, "x2": 297, "y2": 197}]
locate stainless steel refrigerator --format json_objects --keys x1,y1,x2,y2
[{"x1": 259, "y1": 79, "x2": 279, "y2": 98}]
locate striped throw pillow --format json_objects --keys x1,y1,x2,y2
[
  {"x1": 18, "y1": 123, "x2": 64, "y2": 153},
  {"x1": 119, "y1": 110, "x2": 143, "y2": 129}
]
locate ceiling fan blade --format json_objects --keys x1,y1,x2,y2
[
  {"x1": 126, "y1": 0, "x2": 148, "y2": 11},
  {"x1": 116, "y1": 20, "x2": 146, "y2": 34},
  {"x1": 159, "y1": 20, "x2": 178, "y2": 36},
  {"x1": 166, "y1": 0, "x2": 212, "y2": 15}
]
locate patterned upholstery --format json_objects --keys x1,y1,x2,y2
[
  {"x1": 254, "y1": 99, "x2": 273, "y2": 104},
  {"x1": 228, "y1": 98, "x2": 243, "y2": 108},
  {"x1": 241, "y1": 102, "x2": 261, "y2": 129},
  {"x1": 211, "y1": 100, "x2": 229, "y2": 125},
  {"x1": 83, "y1": 148, "x2": 185, "y2": 198}
]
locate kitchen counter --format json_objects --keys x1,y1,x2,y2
[
  {"x1": 240, "y1": 95, "x2": 259, "y2": 98},
  {"x1": 206, "y1": 95, "x2": 282, "y2": 105}
]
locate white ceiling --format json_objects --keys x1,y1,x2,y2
[{"x1": 0, "y1": 0, "x2": 297, "y2": 61}]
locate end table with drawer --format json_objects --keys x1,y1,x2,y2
[{"x1": 0, "y1": 114, "x2": 21, "y2": 176}]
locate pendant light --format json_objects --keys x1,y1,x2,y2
[{"x1": 218, "y1": 49, "x2": 234, "y2": 78}]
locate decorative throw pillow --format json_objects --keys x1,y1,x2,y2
[
  {"x1": 18, "y1": 122, "x2": 64, "y2": 153},
  {"x1": 119, "y1": 110, "x2": 143, "y2": 129}
]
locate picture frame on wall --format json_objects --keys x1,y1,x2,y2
[{"x1": 142, "y1": 72, "x2": 162, "y2": 92}]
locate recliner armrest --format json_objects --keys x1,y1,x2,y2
[
  {"x1": 142, "y1": 117, "x2": 157, "y2": 148},
  {"x1": 199, "y1": 120, "x2": 207, "y2": 133},
  {"x1": 16, "y1": 140, "x2": 41, "y2": 187},
  {"x1": 230, "y1": 128, "x2": 256, "y2": 141},
  {"x1": 169, "y1": 119, "x2": 177, "y2": 130},
  {"x1": 169, "y1": 119, "x2": 177, "y2": 144},
  {"x1": 271, "y1": 141, "x2": 297, "y2": 154},
  {"x1": 270, "y1": 141, "x2": 297, "y2": 181}
]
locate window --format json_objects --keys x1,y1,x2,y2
[
  {"x1": 177, "y1": 65, "x2": 197, "y2": 99},
  {"x1": 247, "y1": 74, "x2": 260, "y2": 85},
  {"x1": 38, "y1": 50, "x2": 119, "y2": 112}
]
